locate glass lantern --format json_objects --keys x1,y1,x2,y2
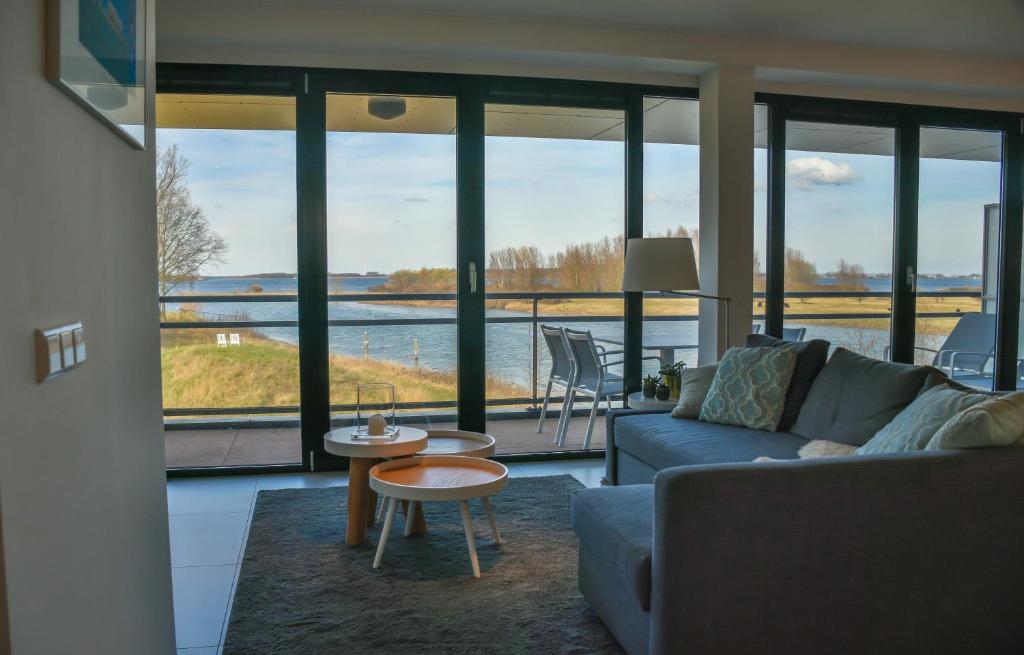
[{"x1": 353, "y1": 383, "x2": 398, "y2": 439}]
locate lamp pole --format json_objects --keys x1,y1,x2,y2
[{"x1": 662, "y1": 290, "x2": 732, "y2": 349}]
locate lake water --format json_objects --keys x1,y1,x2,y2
[{"x1": 164, "y1": 275, "x2": 979, "y2": 391}]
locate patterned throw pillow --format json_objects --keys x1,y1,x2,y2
[
  {"x1": 856, "y1": 385, "x2": 989, "y2": 455},
  {"x1": 698, "y1": 346, "x2": 798, "y2": 431},
  {"x1": 670, "y1": 364, "x2": 718, "y2": 419},
  {"x1": 926, "y1": 391, "x2": 1024, "y2": 450}
]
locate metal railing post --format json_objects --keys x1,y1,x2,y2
[{"x1": 531, "y1": 297, "x2": 539, "y2": 409}]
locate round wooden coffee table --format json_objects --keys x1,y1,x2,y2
[
  {"x1": 419, "y1": 430, "x2": 496, "y2": 458},
  {"x1": 369, "y1": 455, "x2": 508, "y2": 578},
  {"x1": 324, "y1": 426, "x2": 428, "y2": 545}
]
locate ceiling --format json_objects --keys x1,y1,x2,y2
[
  {"x1": 223, "y1": 0, "x2": 1024, "y2": 60},
  {"x1": 157, "y1": 93, "x2": 1001, "y2": 161}
]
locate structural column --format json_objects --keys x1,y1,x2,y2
[{"x1": 698, "y1": 66, "x2": 755, "y2": 363}]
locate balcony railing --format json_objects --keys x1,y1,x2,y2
[{"x1": 159, "y1": 289, "x2": 983, "y2": 427}]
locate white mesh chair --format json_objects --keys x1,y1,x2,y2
[
  {"x1": 562, "y1": 329, "x2": 658, "y2": 450},
  {"x1": 536, "y1": 325, "x2": 576, "y2": 443}
]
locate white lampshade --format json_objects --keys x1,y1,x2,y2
[{"x1": 622, "y1": 237, "x2": 700, "y2": 292}]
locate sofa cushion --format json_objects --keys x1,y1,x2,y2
[
  {"x1": 792, "y1": 348, "x2": 936, "y2": 447},
  {"x1": 670, "y1": 364, "x2": 718, "y2": 419},
  {"x1": 615, "y1": 413, "x2": 808, "y2": 469},
  {"x1": 571, "y1": 484, "x2": 654, "y2": 611},
  {"x1": 857, "y1": 384, "x2": 990, "y2": 454},
  {"x1": 926, "y1": 391, "x2": 1024, "y2": 450},
  {"x1": 699, "y1": 346, "x2": 798, "y2": 431},
  {"x1": 746, "y1": 334, "x2": 831, "y2": 430}
]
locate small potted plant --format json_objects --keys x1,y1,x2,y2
[
  {"x1": 659, "y1": 361, "x2": 685, "y2": 400},
  {"x1": 642, "y1": 374, "x2": 659, "y2": 398},
  {"x1": 655, "y1": 381, "x2": 671, "y2": 401}
]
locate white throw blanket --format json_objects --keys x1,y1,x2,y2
[{"x1": 754, "y1": 440, "x2": 857, "y2": 462}]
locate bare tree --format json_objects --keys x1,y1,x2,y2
[
  {"x1": 488, "y1": 246, "x2": 547, "y2": 290},
  {"x1": 156, "y1": 145, "x2": 227, "y2": 299},
  {"x1": 784, "y1": 247, "x2": 818, "y2": 299},
  {"x1": 833, "y1": 258, "x2": 868, "y2": 292}
]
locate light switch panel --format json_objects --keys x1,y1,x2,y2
[
  {"x1": 73, "y1": 327, "x2": 86, "y2": 363},
  {"x1": 35, "y1": 320, "x2": 84, "y2": 383}
]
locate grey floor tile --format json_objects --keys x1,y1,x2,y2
[
  {"x1": 167, "y1": 477, "x2": 257, "y2": 516},
  {"x1": 177, "y1": 648, "x2": 219, "y2": 655},
  {"x1": 171, "y1": 565, "x2": 236, "y2": 649},
  {"x1": 170, "y1": 513, "x2": 250, "y2": 567}
]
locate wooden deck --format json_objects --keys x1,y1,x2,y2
[{"x1": 165, "y1": 414, "x2": 609, "y2": 468}]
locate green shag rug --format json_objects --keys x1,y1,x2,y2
[{"x1": 223, "y1": 475, "x2": 623, "y2": 654}]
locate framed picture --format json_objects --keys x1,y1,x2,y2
[{"x1": 46, "y1": 0, "x2": 151, "y2": 149}]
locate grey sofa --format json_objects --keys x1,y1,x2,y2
[{"x1": 572, "y1": 341, "x2": 1024, "y2": 655}]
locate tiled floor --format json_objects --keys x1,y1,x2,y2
[
  {"x1": 166, "y1": 458, "x2": 604, "y2": 654},
  {"x1": 165, "y1": 415, "x2": 611, "y2": 468}
]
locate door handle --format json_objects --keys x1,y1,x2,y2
[
  {"x1": 469, "y1": 262, "x2": 478, "y2": 294},
  {"x1": 906, "y1": 266, "x2": 916, "y2": 292}
]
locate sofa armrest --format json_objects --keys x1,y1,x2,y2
[
  {"x1": 604, "y1": 408, "x2": 672, "y2": 485},
  {"x1": 649, "y1": 450, "x2": 1024, "y2": 655}
]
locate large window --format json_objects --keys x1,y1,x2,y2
[
  {"x1": 916, "y1": 127, "x2": 1002, "y2": 389},
  {"x1": 641, "y1": 97, "x2": 700, "y2": 374},
  {"x1": 484, "y1": 103, "x2": 625, "y2": 453},
  {"x1": 784, "y1": 120, "x2": 896, "y2": 358},
  {"x1": 156, "y1": 94, "x2": 300, "y2": 468},
  {"x1": 325, "y1": 94, "x2": 459, "y2": 427}
]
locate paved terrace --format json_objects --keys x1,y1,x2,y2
[{"x1": 165, "y1": 414, "x2": 608, "y2": 468}]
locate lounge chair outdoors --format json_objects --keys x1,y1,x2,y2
[{"x1": 216, "y1": 333, "x2": 228, "y2": 347}]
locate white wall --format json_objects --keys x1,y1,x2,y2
[
  {"x1": 0, "y1": 2, "x2": 175, "y2": 653},
  {"x1": 156, "y1": 2, "x2": 1024, "y2": 112}
]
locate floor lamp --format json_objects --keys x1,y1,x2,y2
[{"x1": 621, "y1": 237, "x2": 732, "y2": 350}]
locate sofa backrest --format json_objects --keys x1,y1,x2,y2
[
  {"x1": 791, "y1": 348, "x2": 940, "y2": 446},
  {"x1": 745, "y1": 333, "x2": 830, "y2": 430}
]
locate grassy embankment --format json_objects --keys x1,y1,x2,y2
[{"x1": 160, "y1": 313, "x2": 525, "y2": 412}]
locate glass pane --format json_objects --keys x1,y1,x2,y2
[
  {"x1": 641, "y1": 97, "x2": 700, "y2": 378},
  {"x1": 917, "y1": 127, "x2": 1002, "y2": 389},
  {"x1": 156, "y1": 94, "x2": 300, "y2": 468},
  {"x1": 326, "y1": 94, "x2": 458, "y2": 429},
  {"x1": 753, "y1": 104, "x2": 769, "y2": 334},
  {"x1": 485, "y1": 103, "x2": 625, "y2": 453},
  {"x1": 784, "y1": 120, "x2": 895, "y2": 358}
]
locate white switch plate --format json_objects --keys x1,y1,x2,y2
[{"x1": 35, "y1": 320, "x2": 84, "y2": 383}]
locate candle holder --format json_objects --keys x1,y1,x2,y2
[{"x1": 352, "y1": 383, "x2": 398, "y2": 439}]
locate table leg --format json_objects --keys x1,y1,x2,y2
[
  {"x1": 346, "y1": 457, "x2": 372, "y2": 545},
  {"x1": 458, "y1": 500, "x2": 481, "y2": 578},
  {"x1": 403, "y1": 500, "x2": 419, "y2": 537},
  {"x1": 401, "y1": 499, "x2": 428, "y2": 536},
  {"x1": 373, "y1": 497, "x2": 399, "y2": 569},
  {"x1": 482, "y1": 496, "x2": 502, "y2": 544}
]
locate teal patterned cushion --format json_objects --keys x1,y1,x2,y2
[
  {"x1": 856, "y1": 385, "x2": 989, "y2": 455},
  {"x1": 699, "y1": 346, "x2": 798, "y2": 432}
]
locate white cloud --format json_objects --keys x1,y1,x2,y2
[{"x1": 786, "y1": 157, "x2": 858, "y2": 190}]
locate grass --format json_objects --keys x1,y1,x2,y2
[{"x1": 161, "y1": 325, "x2": 526, "y2": 411}]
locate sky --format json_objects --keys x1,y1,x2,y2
[{"x1": 158, "y1": 125, "x2": 1001, "y2": 279}]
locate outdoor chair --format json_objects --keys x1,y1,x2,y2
[
  {"x1": 216, "y1": 333, "x2": 228, "y2": 347},
  {"x1": 536, "y1": 325, "x2": 577, "y2": 444},
  {"x1": 751, "y1": 324, "x2": 806, "y2": 341},
  {"x1": 229, "y1": 333, "x2": 241, "y2": 346},
  {"x1": 561, "y1": 330, "x2": 659, "y2": 450},
  {"x1": 885, "y1": 312, "x2": 996, "y2": 388}
]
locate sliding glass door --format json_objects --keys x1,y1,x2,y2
[
  {"x1": 483, "y1": 102, "x2": 626, "y2": 453},
  {"x1": 783, "y1": 120, "x2": 896, "y2": 358},
  {"x1": 324, "y1": 93, "x2": 461, "y2": 430},
  {"x1": 914, "y1": 127, "x2": 1003, "y2": 387}
]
